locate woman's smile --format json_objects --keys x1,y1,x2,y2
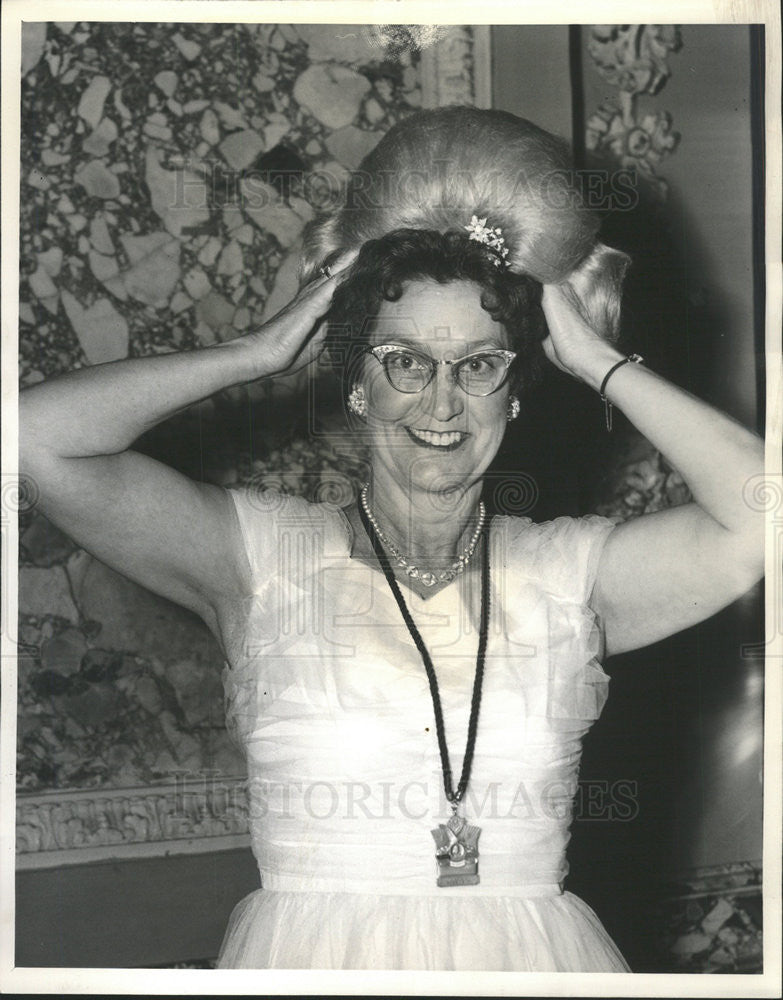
[{"x1": 405, "y1": 426, "x2": 469, "y2": 449}]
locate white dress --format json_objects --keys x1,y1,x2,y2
[{"x1": 217, "y1": 488, "x2": 630, "y2": 971}]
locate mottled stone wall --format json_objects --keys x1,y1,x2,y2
[
  {"x1": 652, "y1": 863, "x2": 762, "y2": 973},
  {"x1": 20, "y1": 21, "x2": 421, "y2": 382},
  {"x1": 18, "y1": 21, "x2": 421, "y2": 793}
]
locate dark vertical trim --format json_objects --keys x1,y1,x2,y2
[
  {"x1": 569, "y1": 25, "x2": 586, "y2": 167},
  {"x1": 749, "y1": 24, "x2": 766, "y2": 436},
  {"x1": 488, "y1": 25, "x2": 496, "y2": 109}
]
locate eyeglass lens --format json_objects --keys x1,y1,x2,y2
[{"x1": 379, "y1": 349, "x2": 510, "y2": 396}]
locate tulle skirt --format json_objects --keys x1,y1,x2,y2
[{"x1": 217, "y1": 886, "x2": 631, "y2": 971}]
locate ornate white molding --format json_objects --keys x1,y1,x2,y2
[
  {"x1": 421, "y1": 26, "x2": 492, "y2": 109},
  {"x1": 16, "y1": 776, "x2": 250, "y2": 869}
]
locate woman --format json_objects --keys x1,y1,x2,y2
[{"x1": 19, "y1": 108, "x2": 764, "y2": 971}]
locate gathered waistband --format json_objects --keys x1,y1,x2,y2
[{"x1": 259, "y1": 871, "x2": 565, "y2": 897}]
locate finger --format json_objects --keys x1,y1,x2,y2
[
  {"x1": 307, "y1": 320, "x2": 329, "y2": 349},
  {"x1": 540, "y1": 283, "x2": 569, "y2": 314},
  {"x1": 300, "y1": 321, "x2": 329, "y2": 364},
  {"x1": 303, "y1": 255, "x2": 359, "y2": 304},
  {"x1": 541, "y1": 336, "x2": 566, "y2": 372},
  {"x1": 541, "y1": 283, "x2": 589, "y2": 334},
  {"x1": 331, "y1": 248, "x2": 360, "y2": 273},
  {"x1": 315, "y1": 248, "x2": 360, "y2": 283},
  {"x1": 540, "y1": 285, "x2": 559, "y2": 322},
  {"x1": 300, "y1": 272, "x2": 343, "y2": 302}
]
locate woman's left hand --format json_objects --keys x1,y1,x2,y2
[{"x1": 540, "y1": 283, "x2": 622, "y2": 390}]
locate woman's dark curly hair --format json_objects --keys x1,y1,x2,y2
[{"x1": 325, "y1": 228, "x2": 547, "y2": 398}]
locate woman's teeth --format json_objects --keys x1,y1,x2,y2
[{"x1": 408, "y1": 427, "x2": 466, "y2": 447}]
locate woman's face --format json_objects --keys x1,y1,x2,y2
[{"x1": 360, "y1": 280, "x2": 512, "y2": 498}]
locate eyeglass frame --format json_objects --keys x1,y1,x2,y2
[{"x1": 364, "y1": 343, "x2": 518, "y2": 397}]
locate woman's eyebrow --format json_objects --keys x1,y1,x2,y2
[{"x1": 462, "y1": 340, "x2": 507, "y2": 353}]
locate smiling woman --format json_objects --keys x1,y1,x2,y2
[
  {"x1": 322, "y1": 226, "x2": 547, "y2": 560},
  {"x1": 18, "y1": 105, "x2": 764, "y2": 971},
  {"x1": 349, "y1": 280, "x2": 513, "y2": 597}
]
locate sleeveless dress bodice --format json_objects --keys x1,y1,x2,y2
[{"x1": 217, "y1": 488, "x2": 629, "y2": 971}]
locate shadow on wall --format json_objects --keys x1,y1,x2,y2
[{"x1": 554, "y1": 140, "x2": 764, "y2": 973}]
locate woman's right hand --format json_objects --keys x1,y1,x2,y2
[{"x1": 245, "y1": 249, "x2": 358, "y2": 379}]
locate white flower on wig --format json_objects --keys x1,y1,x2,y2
[{"x1": 464, "y1": 215, "x2": 510, "y2": 267}]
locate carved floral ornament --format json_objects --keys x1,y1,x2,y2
[{"x1": 585, "y1": 25, "x2": 682, "y2": 200}]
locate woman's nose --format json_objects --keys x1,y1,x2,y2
[{"x1": 428, "y1": 364, "x2": 464, "y2": 421}]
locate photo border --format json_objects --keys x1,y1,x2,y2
[{"x1": 2, "y1": 1, "x2": 781, "y2": 995}]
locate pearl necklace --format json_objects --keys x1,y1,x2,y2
[{"x1": 359, "y1": 485, "x2": 486, "y2": 588}]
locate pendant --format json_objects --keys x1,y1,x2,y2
[{"x1": 431, "y1": 811, "x2": 481, "y2": 886}]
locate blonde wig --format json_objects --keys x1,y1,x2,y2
[{"x1": 301, "y1": 106, "x2": 629, "y2": 342}]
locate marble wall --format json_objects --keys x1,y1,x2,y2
[{"x1": 18, "y1": 20, "x2": 421, "y2": 794}]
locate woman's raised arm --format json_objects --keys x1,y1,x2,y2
[
  {"x1": 19, "y1": 258, "x2": 351, "y2": 639},
  {"x1": 540, "y1": 283, "x2": 765, "y2": 657}
]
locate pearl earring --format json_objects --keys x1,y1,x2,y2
[
  {"x1": 348, "y1": 384, "x2": 367, "y2": 418},
  {"x1": 507, "y1": 395, "x2": 520, "y2": 421}
]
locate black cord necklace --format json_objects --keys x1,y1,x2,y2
[{"x1": 358, "y1": 491, "x2": 491, "y2": 886}]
